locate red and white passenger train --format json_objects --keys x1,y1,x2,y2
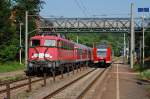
[
  {"x1": 93, "y1": 44, "x2": 112, "y2": 67},
  {"x1": 27, "y1": 32, "x2": 93, "y2": 75},
  {"x1": 26, "y1": 32, "x2": 113, "y2": 75}
]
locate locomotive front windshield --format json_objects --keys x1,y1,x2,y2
[
  {"x1": 44, "y1": 40, "x2": 56, "y2": 47},
  {"x1": 31, "y1": 39, "x2": 40, "y2": 47},
  {"x1": 97, "y1": 49, "x2": 107, "y2": 57}
]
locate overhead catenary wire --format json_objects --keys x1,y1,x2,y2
[
  {"x1": 79, "y1": 0, "x2": 91, "y2": 16},
  {"x1": 74, "y1": 0, "x2": 88, "y2": 17},
  {"x1": 92, "y1": 13, "x2": 130, "y2": 18}
]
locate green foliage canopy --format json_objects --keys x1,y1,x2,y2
[{"x1": 0, "y1": 0, "x2": 45, "y2": 62}]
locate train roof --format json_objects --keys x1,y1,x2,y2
[
  {"x1": 37, "y1": 31, "x2": 66, "y2": 37},
  {"x1": 30, "y1": 32, "x2": 91, "y2": 49},
  {"x1": 30, "y1": 35, "x2": 58, "y2": 40},
  {"x1": 96, "y1": 44, "x2": 111, "y2": 48},
  {"x1": 30, "y1": 34, "x2": 75, "y2": 44},
  {"x1": 74, "y1": 43, "x2": 92, "y2": 50}
]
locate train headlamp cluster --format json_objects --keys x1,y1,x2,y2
[{"x1": 32, "y1": 53, "x2": 52, "y2": 58}]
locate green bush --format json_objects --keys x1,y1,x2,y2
[
  {"x1": 0, "y1": 44, "x2": 19, "y2": 62},
  {"x1": 133, "y1": 64, "x2": 142, "y2": 71},
  {"x1": 140, "y1": 70, "x2": 150, "y2": 80}
]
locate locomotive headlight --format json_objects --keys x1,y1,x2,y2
[
  {"x1": 45, "y1": 54, "x2": 52, "y2": 58},
  {"x1": 29, "y1": 63, "x2": 33, "y2": 67},
  {"x1": 49, "y1": 56, "x2": 52, "y2": 58},
  {"x1": 32, "y1": 53, "x2": 38, "y2": 58},
  {"x1": 48, "y1": 63, "x2": 52, "y2": 67},
  {"x1": 45, "y1": 54, "x2": 50, "y2": 58}
]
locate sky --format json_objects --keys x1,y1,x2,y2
[{"x1": 40, "y1": 0, "x2": 150, "y2": 18}]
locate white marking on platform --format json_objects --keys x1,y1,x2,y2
[
  {"x1": 116, "y1": 64, "x2": 120, "y2": 99},
  {"x1": 113, "y1": 72, "x2": 139, "y2": 75}
]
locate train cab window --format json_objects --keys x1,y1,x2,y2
[
  {"x1": 57, "y1": 40, "x2": 62, "y2": 48},
  {"x1": 31, "y1": 39, "x2": 40, "y2": 47},
  {"x1": 62, "y1": 41, "x2": 67, "y2": 49},
  {"x1": 44, "y1": 40, "x2": 56, "y2": 47},
  {"x1": 78, "y1": 49, "x2": 82, "y2": 55},
  {"x1": 97, "y1": 49, "x2": 107, "y2": 57},
  {"x1": 62, "y1": 41, "x2": 65, "y2": 48}
]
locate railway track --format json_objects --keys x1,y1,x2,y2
[
  {"x1": 0, "y1": 66, "x2": 92, "y2": 99},
  {"x1": 0, "y1": 61, "x2": 116, "y2": 99},
  {"x1": 77, "y1": 68, "x2": 108, "y2": 99},
  {"x1": 42, "y1": 67, "x2": 109, "y2": 99}
]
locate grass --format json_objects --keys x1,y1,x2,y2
[
  {"x1": 0, "y1": 74, "x2": 26, "y2": 83},
  {"x1": 0, "y1": 61, "x2": 25, "y2": 73},
  {"x1": 134, "y1": 66, "x2": 150, "y2": 81},
  {"x1": 134, "y1": 59, "x2": 150, "y2": 81},
  {"x1": 133, "y1": 64, "x2": 142, "y2": 72},
  {"x1": 139, "y1": 69, "x2": 150, "y2": 97},
  {"x1": 139, "y1": 70, "x2": 150, "y2": 80},
  {"x1": 134, "y1": 58, "x2": 150, "y2": 97}
]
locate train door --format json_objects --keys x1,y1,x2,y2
[{"x1": 79, "y1": 49, "x2": 82, "y2": 61}]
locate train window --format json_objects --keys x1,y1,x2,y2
[
  {"x1": 62, "y1": 41, "x2": 66, "y2": 49},
  {"x1": 66, "y1": 42, "x2": 68, "y2": 49},
  {"x1": 71, "y1": 44, "x2": 74, "y2": 50},
  {"x1": 65, "y1": 42, "x2": 67, "y2": 49},
  {"x1": 58, "y1": 40, "x2": 62, "y2": 48},
  {"x1": 31, "y1": 39, "x2": 40, "y2": 47},
  {"x1": 44, "y1": 40, "x2": 56, "y2": 47},
  {"x1": 97, "y1": 51, "x2": 106, "y2": 57},
  {"x1": 78, "y1": 49, "x2": 82, "y2": 55},
  {"x1": 62, "y1": 41, "x2": 65, "y2": 49},
  {"x1": 68, "y1": 43, "x2": 70, "y2": 50},
  {"x1": 97, "y1": 49, "x2": 107, "y2": 57}
]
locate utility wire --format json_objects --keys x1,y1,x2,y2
[
  {"x1": 79, "y1": 0, "x2": 91, "y2": 16},
  {"x1": 92, "y1": 13, "x2": 130, "y2": 17},
  {"x1": 74, "y1": 0, "x2": 88, "y2": 17}
]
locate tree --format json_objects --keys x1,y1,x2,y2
[
  {"x1": 0, "y1": 0, "x2": 17, "y2": 62},
  {"x1": 0, "y1": 0, "x2": 45, "y2": 62},
  {"x1": 145, "y1": 26, "x2": 150, "y2": 57},
  {"x1": 68, "y1": 33, "x2": 124, "y2": 56}
]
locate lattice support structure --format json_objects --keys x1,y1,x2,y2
[{"x1": 36, "y1": 18, "x2": 150, "y2": 33}]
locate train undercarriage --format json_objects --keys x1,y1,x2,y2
[{"x1": 26, "y1": 60, "x2": 92, "y2": 76}]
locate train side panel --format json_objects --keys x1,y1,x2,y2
[
  {"x1": 93, "y1": 48, "x2": 98, "y2": 63},
  {"x1": 106, "y1": 47, "x2": 112, "y2": 64}
]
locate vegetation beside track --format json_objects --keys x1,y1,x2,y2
[
  {"x1": 0, "y1": 0, "x2": 45, "y2": 62},
  {"x1": 134, "y1": 57, "x2": 150, "y2": 81},
  {"x1": 0, "y1": 74, "x2": 25, "y2": 83},
  {"x1": 0, "y1": 61, "x2": 25, "y2": 73},
  {"x1": 139, "y1": 70, "x2": 150, "y2": 80},
  {"x1": 134, "y1": 57, "x2": 150, "y2": 96}
]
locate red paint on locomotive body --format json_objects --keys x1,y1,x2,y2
[
  {"x1": 27, "y1": 33, "x2": 93, "y2": 75},
  {"x1": 29, "y1": 35, "x2": 60, "y2": 61},
  {"x1": 28, "y1": 35, "x2": 75, "y2": 63}
]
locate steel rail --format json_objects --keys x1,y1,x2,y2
[
  {"x1": 0, "y1": 77, "x2": 27, "y2": 86},
  {"x1": 0, "y1": 77, "x2": 43, "y2": 94},
  {"x1": 42, "y1": 68, "x2": 97, "y2": 99},
  {"x1": 0, "y1": 66, "x2": 88, "y2": 98},
  {"x1": 76, "y1": 68, "x2": 108, "y2": 99}
]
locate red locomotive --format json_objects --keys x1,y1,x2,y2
[
  {"x1": 26, "y1": 32, "x2": 93, "y2": 75},
  {"x1": 93, "y1": 44, "x2": 112, "y2": 67}
]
